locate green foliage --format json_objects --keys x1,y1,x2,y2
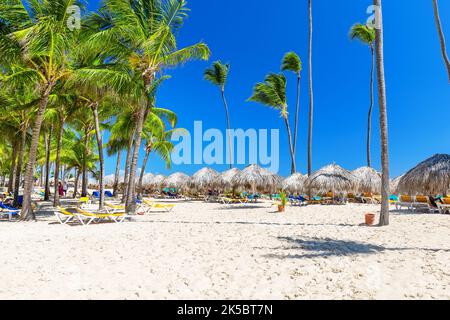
[
  {"x1": 204, "y1": 61, "x2": 230, "y2": 89},
  {"x1": 281, "y1": 52, "x2": 302, "y2": 75}
]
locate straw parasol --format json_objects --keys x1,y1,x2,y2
[
  {"x1": 306, "y1": 164, "x2": 356, "y2": 193},
  {"x1": 149, "y1": 174, "x2": 165, "y2": 190},
  {"x1": 351, "y1": 166, "x2": 381, "y2": 193},
  {"x1": 141, "y1": 173, "x2": 155, "y2": 187},
  {"x1": 232, "y1": 164, "x2": 282, "y2": 193},
  {"x1": 282, "y1": 173, "x2": 307, "y2": 194},
  {"x1": 163, "y1": 172, "x2": 190, "y2": 189},
  {"x1": 390, "y1": 175, "x2": 403, "y2": 194},
  {"x1": 190, "y1": 168, "x2": 220, "y2": 190},
  {"x1": 398, "y1": 154, "x2": 450, "y2": 195},
  {"x1": 216, "y1": 168, "x2": 240, "y2": 189}
]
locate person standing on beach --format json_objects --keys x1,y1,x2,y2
[{"x1": 63, "y1": 181, "x2": 68, "y2": 196}]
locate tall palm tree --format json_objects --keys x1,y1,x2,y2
[
  {"x1": 374, "y1": 0, "x2": 390, "y2": 226},
  {"x1": 432, "y1": 0, "x2": 450, "y2": 82},
  {"x1": 281, "y1": 52, "x2": 302, "y2": 174},
  {"x1": 0, "y1": 0, "x2": 83, "y2": 221},
  {"x1": 350, "y1": 23, "x2": 376, "y2": 168},
  {"x1": 204, "y1": 61, "x2": 233, "y2": 168},
  {"x1": 248, "y1": 73, "x2": 296, "y2": 172},
  {"x1": 106, "y1": 136, "x2": 127, "y2": 197},
  {"x1": 137, "y1": 121, "x2": 180, "y2": 198},
  {"x1": 82, "y1": 0, "x2": 210, "y2": 214},
  {"x1": 307, "y1": 0, "x2": 314, "y2": 177}
]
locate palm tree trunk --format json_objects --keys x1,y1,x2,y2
[
  {"x1": 122, "y1": 130, "x2": 135, "y2": 203},
  {"x1": 8, "y1": 140, "x2": 18, "y2": 194},
  {"x1": 307, "y1": 0, "x2": 314, "y2": 177},
  {"x1": 432, "y1": 0, "x2": 450, "y2": 82},
  {"x1": 292, "y1": 74, "x2": 301, "y2": 174},
  {"x1": 21, "y1": 83, "x2": 54, "y2": 221},
  {"x1": 53, "y1": 112, "x2": 65, "y2": 207},
  {"x1": 44, "y1": 125, "x2": 53, "y2": 201},
  {"x1": 81, "y1": 130, "x2": 89, "y2": 197},
  {"x1": 221, "y1": 89, "x2": 233, "y2": 169},
  {"x1": 137, "y1": 148, "x2": 151, "y2": 198},
  {"x1": 91, "y1": 103, "x2": 105, "y2": 210},
  {"x1": 283, "y1": 114, "x2": 296, "y2": 173},
  {"x1": 13, "y1": 127, "x2": 27, "y2": 207},
  {"x1": 112, "y1": 151, "x2": 121, "y2": 197},
  {"x1": 126, "y1": 103, "x2": 147, "y2": 213},
  {"x1": 367, "y1": 46, "x2": 375, "y2": 168},
  {"x1": 73, "y1": 169, "x2": 80, "y2": 199},
  {"x1": 374, "y1": 0, "x2": 390, "y2": 226}
]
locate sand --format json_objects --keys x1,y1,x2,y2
[{"x1": 0, "y1": 200, "x2": 449, "y2": 300}]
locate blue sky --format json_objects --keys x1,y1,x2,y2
[{"x1": 87, "y1": 0, "x2": 450, "y2": 178}]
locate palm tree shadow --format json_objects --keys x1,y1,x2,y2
[{"x1": 262, "y1": 236, "x2": 450, "y2": 260}]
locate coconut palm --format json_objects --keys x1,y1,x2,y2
[
  {"x1": 204, "y1": 61, "x2": 233, "y2": 168},
  {"x1": 106, "y1": 136, "x2": 127, "y2": 197},
  {"x1": 432, "y1": 0, "x2": 450, "y2": 82},
  {"x1": 350, "y1": 23, "x2": 376, "y2": 168},
  {"x1": 82, "y1": 0, "x2": 210, "y2": 214},
  {"x1": 248, "y1": 73, "x2": 296, "y2": 173},
  {"x1": 281, "y1": 52, "x2": 302, "y2": 173},
  {"x1": 137, "y1": 113, "x2": 183, "y2": 198},
  {"x1": 374, "y1": 0, "x2": 390, "y2": 226},
  {"x1": 307, "y1": 0, "x2": 314, "y2": 177},
  {"x1": 0, "y1": 0, "x2": 84, "y2": 220}
]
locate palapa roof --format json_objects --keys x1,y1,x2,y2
[
  {"x1": 282, "y1": 173, "x2": 307, "y2": 193},
  {"x1": 231, "y1": 164, "x2": 281, "y2": 192},
  {"x1": 141, "y1": 173, "x2": 155, "y2": 187},
  {"x1": 216, "y1": 168, "x2": 241, "y2": 189},
  {"x1": 398, "y1": 154, "x2": 450, "y2": 194},
  {"x1": 390, "y1": 175, "x2": 403, "y2": 194},
  {"x1": 190, "y1": 168, "x2": 220, "y2": 189},
  {"x1": 150, "y1": 174, "x2": 165, "y2": 188},
  {"x1": 351, "y1": 166, "x2": 381, "y2": 193},
  {"x1": 306, "y1": 164, "x2": 356, "y2": 193},
  {"x1": 163, "y1": 172, "x2": 190, "y2": 188}
]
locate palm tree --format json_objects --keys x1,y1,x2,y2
[
  {"x1": 248, "y1": 73, "x2": 296, "y2": 172},
  {"x1": 432, "y1": 0, "x2": 450, "y2": 82},
  {"x1": 350, "y1": 23, "x2": 376, "y2": 168},
  {"x1": 281, "y1": 52, "x2": 302, "y2": 174},
  {"x1": 204, "y1": 61, "x2": 233, "y2": 168},
  {"x1": 137, "y1": 120, "x2": 180, "y2": 198},
  {"x1": 106, "y1": 136, "x2": 127, "y2": 197},
  {"x1": 307, "y1": 0, "x2": 314, "y2": 177},
  {"x1": 0, "y1": 0, "x2": 83, "y2": 221},
  {"x1": 374, "y1": 0, "x2": 390, "y2": 226},
  {"x1": 82, "y1": 0, "x2": 210, "y2": 214}
]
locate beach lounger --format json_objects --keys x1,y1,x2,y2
[
  {"x1": 396, "y1": 195, "x2": 414, "y2": 211},
  {"x1": 105, "y1": 202, "x2": 127, "y2": 214},
  {"x1": 55, "y1": 207, "x2": 76, "y2": 225},
  {"x1": 142, "y1": 199, "x2": 175, "y2": 213},
  {"x1": 0, "y1": 202, "x2": 20, "y2": 221},
  {"x1": 75, "y1": 208, "x2": 129, "y2": 225},
  {"x1": 437, "y1": 197, "x2": 450, "y2": 214}
]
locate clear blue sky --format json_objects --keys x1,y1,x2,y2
[{"x1": 87, "y1": 0, "x2": 450, "y2": 178}]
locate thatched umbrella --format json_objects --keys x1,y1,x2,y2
[
  {"x1": 232, "y1": 164, "x2": 282, "y2": 193},
  {"x1": 163, "y1": 172, "x2": 190, "y2": 189},
  {"x1": 190, "y1": 168, "x2": 219, "y2": 190},
  {"x1": 398, "y1": 154, "x2": 450, "y2": 195},
  {"x1": 141, "y1": 173, "x2": 155, "y2": 188},
  {"x1": 390, "y1": 175, "x2": 403, "y2": 194},
  {"x1": 104, "y1": 174, "x2": 115, "y2": 187},
  {"x1": 149, "y1": 174, "x2": 165, "y2": 191},
  {"x1": 352, "y1": 166, "x2": 381, "y2": 193},
  {"x1": 282, "y1": 173, "x2": 307, "y2": 194},
  {"x1": 306, "y1": 164, "x2": 356, "y2": 194},
  {"x1": 216, "y1": 168, "x2": 240, "y2": 190}
]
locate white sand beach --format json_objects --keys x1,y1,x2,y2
[{"x1": 0, "y1": 200, "x2": 449, "y2": 300}]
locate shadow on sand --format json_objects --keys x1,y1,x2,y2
[{"x1": 260, "y1": 236, "x2": 450, "y2": 260}]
